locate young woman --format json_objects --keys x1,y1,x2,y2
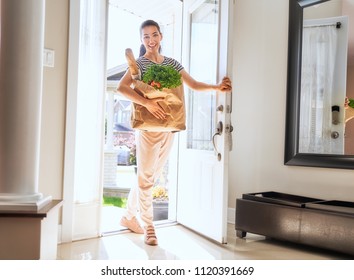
[{"x1": 117, "y1": 19, "x2": 232, "y2": 246}]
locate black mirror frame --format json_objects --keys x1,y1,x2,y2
[{"x1": 285, "y1": 0, "x2": 354, "y2": 169}]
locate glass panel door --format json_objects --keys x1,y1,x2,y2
[{"x1": 177, "y1": 0, "x2": 232, "y2": 244}]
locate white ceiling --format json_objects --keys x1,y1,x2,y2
[
  {"x1": 110, "y1": 0, "x2": 354, "y2": 66},
  {"x1": 109, "y1": 0, "x2": 182, "y2": 25}
]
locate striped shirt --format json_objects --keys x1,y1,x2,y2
[{"x1": 136, "y1": 56, "x2": 184, "y2": 78}]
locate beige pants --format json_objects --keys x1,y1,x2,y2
[{"x1": 125, "y1": 130, "x2": 174, "y2": 227}]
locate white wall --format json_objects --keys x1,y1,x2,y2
[
  {"x1": 39, "y1": 0, "x2": 69, "y2": 199},
  {"x1": 228, "y1": 0, "x2": 354, "y2": 209},
  {"x1": 304, "y1": 0, "x2": 342, "y2": 19}
]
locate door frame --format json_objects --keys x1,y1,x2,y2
[{"x1": 61, "y1": 0, "x2": 108, "y2": 242}]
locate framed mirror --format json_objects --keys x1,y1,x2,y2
[{"x1": 285, "y1": 0, "x2": 354, "y2": 169}]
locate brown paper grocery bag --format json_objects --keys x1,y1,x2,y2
[
  {"x1": 131, "y1": 80, "x2": 186, "y2": 132},
  {"x1": 124, "y1": 48, "x2": 186, "y2": 131}
]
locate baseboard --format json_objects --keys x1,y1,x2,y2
[{"x1": 227, "y1": 207, "x2": 235, "y2": 224}]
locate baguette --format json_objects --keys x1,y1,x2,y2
[{"x1": 125, "y1": 48, "x2": 139, "y2": 76}]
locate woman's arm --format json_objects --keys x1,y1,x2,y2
[
  {"x1": 180, "y1": 69, "x2": 232, "y2": 92},
  {"x1": 116, "y1": 70, "x2": 167, "y2": 120}
]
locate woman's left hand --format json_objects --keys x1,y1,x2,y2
[{"x1": 217, "y1": 77, "x2": 232, "y2": 92}]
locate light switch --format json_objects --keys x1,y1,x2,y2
[{"x1": 43, "y1": 48, "x2": 55, "y2": 67}]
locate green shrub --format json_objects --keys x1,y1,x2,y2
[{"x1": 103, "y1": 196, "x2": 127, "y2": 208}]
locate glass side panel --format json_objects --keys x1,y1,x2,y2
[{"x1": 187, "y1": 0, "x2": 218, "y2": 151}]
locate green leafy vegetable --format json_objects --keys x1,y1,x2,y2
[
  {"x1": 142, "y1": 64, "x2": 182, "y2": 90},
  {"x1": 349, "y1": 98, "x2": 354, "y2": 109}
]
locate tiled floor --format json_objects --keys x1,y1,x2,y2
[{"x1": 57, "y1": 222, "x2": 352, "y2": 260}]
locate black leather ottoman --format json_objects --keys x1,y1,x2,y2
[{"x1": 235, "y1": 192, "x2": 354, "y2": 256}]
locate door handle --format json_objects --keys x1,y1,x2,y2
[{"x1": 212, "y1": 121, "x2": 223, "y2": 161}]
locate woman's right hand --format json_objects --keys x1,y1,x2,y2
[{"x1": 145, "y1": 98, "x2": 166, "y2": 120}]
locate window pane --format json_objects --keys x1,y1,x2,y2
[{"x1": 187, "y1": 0, "x2": 218, "y2": 150}]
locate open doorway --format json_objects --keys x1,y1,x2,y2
[{"x1": 101, "y1": 0, "x2": 183, "y2": 234}]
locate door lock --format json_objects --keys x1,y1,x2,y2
[
  {"x1": 331, "y1": 131, "x2": 339, "y2": 139},
  {"x1": 216, "y1": 105, "x2": 224, "y2": 112}
]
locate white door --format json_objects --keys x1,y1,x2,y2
[{"x1": 177, "y1": 0, "x2": 233, "y2": 244}]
